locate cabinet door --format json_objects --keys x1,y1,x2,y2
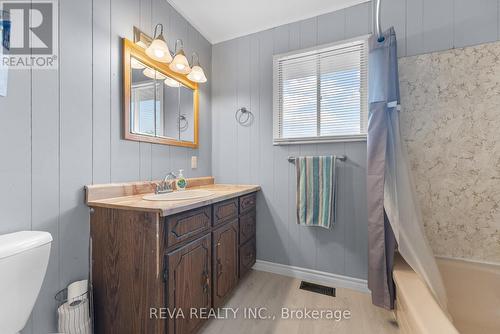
[
  {"x1": 239, "y1": 238, "x2": 256, "y2": 278},
  {"x1": 239, "y1": 210, "x2": 256, "y2": 245},
  {"x1": 166, "y1": 235, "x2": 211, "y2": 334},
  {"x1": 212, "y1": 220, "x2": 239, "y2": 307}
]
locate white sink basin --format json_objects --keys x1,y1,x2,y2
[{"x1": 142, "y1": 189, "x2": 214, "y2": 201}]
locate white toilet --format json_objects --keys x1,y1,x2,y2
[{"x1": 0, "y1": 231, "x2": 53, "y2": 334}]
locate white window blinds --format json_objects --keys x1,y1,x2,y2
[{"x1": 273, "y1": 37, "x2": 368, "y2": 144}]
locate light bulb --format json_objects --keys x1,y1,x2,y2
[
  {"x1": 143, "y1": 67, "x2": 166, "y2": 80},
  {"x1": 164, "y1": 77, "x2": 181, "y2": 87},
  {"x1": 154, "y1": 49, "x2": 165, "y2": 58},
  {"x1": 131, "y1": 57, "x2": 145, "y2": 69},
  {"x1": 169, "y1": 40, "x2": 191, "y2": 74},
  {"x1": 187, "y1": 65, "x2": 207, "y2": 83}
]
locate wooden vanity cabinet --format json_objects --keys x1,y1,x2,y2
[{"x1": 89, "y1": 191, "x2": 257, "y2": 334}]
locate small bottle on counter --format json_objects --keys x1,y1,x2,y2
[{"x1": 176, "y1": 169, "x2": 187, "y2": 191}]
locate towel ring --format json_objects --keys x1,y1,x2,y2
[
  {"x1": 178, "y1": 115, "x2": 189, "y2": 132},
  {"x1": 235, "y1": 107, "x2": 254, "y2": 126}
]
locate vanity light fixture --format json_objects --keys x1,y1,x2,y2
[
  {"x1": 187, "y1": 52, "x2": 207, "y2": 83},
  {"x1": 145, "y1": 24, "x2": 172, "y2": 63},
  {"x1": 169, "y1": 39, "x2": 191, "y2": 74},
  {"x1": 164, "y1": 77, "x2": 181, "y2": 87},
  {"x1": 143, "y1": 67, "x2": 166, "y2": 80},
  {"x1": 130, "y1": 57, "x2": 145, "y2": 69}
]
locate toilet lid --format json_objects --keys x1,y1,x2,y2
[{"x1": 0, "y1": 231, "x2": 52, "y2": 259}]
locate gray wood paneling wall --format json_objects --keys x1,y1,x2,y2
[
  {"x1": 211, "y1": 0, "x2": 500, "y2": 281},
  {"x1": 0, "y1": 0, "x2": 211, "y2": 332}
]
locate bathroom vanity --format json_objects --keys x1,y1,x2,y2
[{"x1": 85, "y1": 177, "x2": 259, "y2": 334}]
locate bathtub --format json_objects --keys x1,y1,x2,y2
[{"x1": 393, "y1": 254, "x2": 500, "y2": 334}]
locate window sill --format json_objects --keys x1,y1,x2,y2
[{"x1": 273, "y1": 134, "x2": 367, "y2": 145}]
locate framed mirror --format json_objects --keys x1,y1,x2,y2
[{"x1": 123, "y1": 39, "x2": 198, "y2": 148}]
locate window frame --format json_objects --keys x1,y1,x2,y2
[{"x1": 272, "y1": 35, "x2": 369, "y2": 145}]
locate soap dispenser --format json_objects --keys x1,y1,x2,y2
[{"x1": 176, "y1": 169, "x2": 187, "y2": 191}]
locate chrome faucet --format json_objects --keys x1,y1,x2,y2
[{"x1": 155, "y1": 172, "x2": 177, "y2": 194}]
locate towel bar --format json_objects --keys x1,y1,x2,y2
[{"x1": 287, "y1": 155, "x2": 347, "y2": 163}]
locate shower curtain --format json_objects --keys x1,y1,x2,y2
[{"x1": 367, "y1": 27, "x2": 448, "y2": 311}]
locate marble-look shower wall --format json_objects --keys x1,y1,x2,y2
[{"x1": 399, "y1": 41, "x2": 500, "y2": 263}]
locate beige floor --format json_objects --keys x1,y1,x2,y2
[{"x1": 201, "y1": 270, "x2": 399, "y2": 334}]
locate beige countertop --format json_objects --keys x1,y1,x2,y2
[{"x1": 86, "y1": 182, "x2": 260, "y2": 216}]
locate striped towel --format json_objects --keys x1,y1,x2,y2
[{"x1": 296, "y1": 156, "x2": 337, "y2": 229}]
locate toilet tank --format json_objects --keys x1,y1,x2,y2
[{"x1": 0, "y1": 231, "x2": 52, "y2": 334}]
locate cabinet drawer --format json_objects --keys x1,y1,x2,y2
[
  {"x1": 239, "y1": 210, "x2": 256, "y2": 245},
  {"x1": 239, "y1": 238, "x2": 256, "y2": 278},
  {"x1": 165, "y1": 206, "x2": 212, "y2": 249},
  {"x1": 213, "y1": 198, "x2": 238, "y2": 226},
  {"x1": 239, "y1": 193, "x2": 256, "y2": 213}
]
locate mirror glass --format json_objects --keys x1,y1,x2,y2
[{"x1": 129, "y1": 55, "x2": 195, "y2": 144}]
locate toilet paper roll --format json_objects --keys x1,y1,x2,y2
[
  {"x1": 58, "y1": 298, "x2": 91, "y2": 334},
  {"x1": 67, "y1": 279, "x2": 88, "y2": 305}
]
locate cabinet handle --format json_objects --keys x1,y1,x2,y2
[
  {"x1": 217, "y1": 259, "x2": 223, "y2": 277},
  {"x1": 202, "y1": 270, "x2": 210, "y2": 294}
]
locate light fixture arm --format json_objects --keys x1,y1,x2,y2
[
  {"x1": 191, "y1": 52, "x2": 200, "y2": 67},
  {"x1": 153, "y1": 23, "x2": 164, "y2": 39},
  {"x1": 174, "y1": 39, "x2": 184, "y2": 53}
]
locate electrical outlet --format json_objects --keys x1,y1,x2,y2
[{"x1": 191, "y1": 156, "x2": 198, "y2": 169}]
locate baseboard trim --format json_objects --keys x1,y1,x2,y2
[{"x1": 252, "y1": 260, "x2": 369, "y2": 294}]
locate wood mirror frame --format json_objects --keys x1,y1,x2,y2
[{"x1": 123, "y1": 38, "x2": 199, "y2": 148}]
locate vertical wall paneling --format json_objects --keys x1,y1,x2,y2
[
  {"x1": 30, "y1": 5, "x2": 60, "y2": 332},
  {"x1": 422, "y1": 0, "x2": 454, "y2": 54},
  {"x1": 344, "y1": 2, "x2": 372, "y2": 39},
  {"x1": 343, "y1": 142, "x2": 369, "y2": 278},
  {"x1": 317, "y1": 9, "x2": 346, "y2": 45},
  {"x1": 92, "y1": 0, "x2": 112, "y2": 184},
  {"x1": 406, "y1": 0, "x2": 425, "y2": 56},
  {"x1": 139, "y1": 0, "x2": 153, "y2": 181},
  {"x1": 247, "y1": 34, "x2": 260, "y2": 187},
  {"x1": 151, "y1": 0, "x2": 172, "y2": 179},
  {"x1": 59, "y1": 0, "x2": 93, "y2": 288},
  {"x1": 169, "y1": 8, "x2": 190, "y2": 175},
  {"x1": 196, "y1": 29, "x2": 213, "y2": 177},
  {"x1": 285, "y1": 22, "x2": 303, "y2": 269},
  {"x1": 110, "y1": 0, "x2": 140, "y2": 182},
  {"x1": 0, "y1": 55, "x2": 31, "y2": 231},
  {"x1": 453, "y1": 0, "x2": 498, "y2": 48},
  {"x1": 256, "y1": 29, "x2": 275, "y2": 262},
  {"x1": 236, "y1": 36, "x2": 251, "y2": 184},
  {"x1": 380, "y1": 0, "x2": 407, "y2": 57},
  {"x1": 296, "y1": 17, "x2": 319, "y2": 270},
  {"x1": 272, "y1": 24, "x2": 291, "y2": 265}
]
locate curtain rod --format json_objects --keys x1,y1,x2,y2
[{"x1": 375, "y1": 0, "x2": 385, "y2": 42}]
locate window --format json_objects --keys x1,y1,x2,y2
[
  {"x1": 273, "y1": 37, "x2": 368, "y2": 144},
  {"x1": 131, "y1": 82, "x2": 163, "y2": 136}
]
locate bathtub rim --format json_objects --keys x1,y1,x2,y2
[{"x1": 393, "y1": 254, "x2": 459, "y2": 334}]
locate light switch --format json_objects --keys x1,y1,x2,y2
[{"x1": 191, "y1": 156, "x2": 198, "y2": 169}]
